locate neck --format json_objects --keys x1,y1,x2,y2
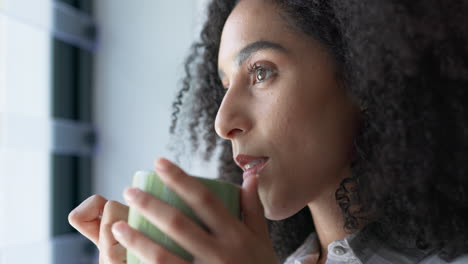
[{"x1": 307, "y1": 166, "x2": 355, "y2": 261}]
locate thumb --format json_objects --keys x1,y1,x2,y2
[{"x1": 241, "y1": 174, "x2": 270, "y2": 242}]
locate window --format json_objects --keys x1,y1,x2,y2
[{"x1": 0, "y1": 0, "x2": 97, "y2": 263}]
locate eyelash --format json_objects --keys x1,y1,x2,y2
[
  {"x1": 221, "y1": 63, "x2": 275, "y2": 91},
  {"x1": 247, "y1": 63, "x2": 275, "y2": 85}
]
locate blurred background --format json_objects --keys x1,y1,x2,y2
[{"x1": 0, "y1": 0, "x2": 218, "y2": 263}]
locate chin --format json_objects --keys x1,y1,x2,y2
[
  {"x1": 263, "y1": 201, "x2": 303, "y2": 221},
  {"x1": 259, "y1": 188, "x2": 302, "y2": 220}
]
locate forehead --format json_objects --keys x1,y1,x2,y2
[{"x1": 218, "y1": 0, "x2": 294, "y2": 68}]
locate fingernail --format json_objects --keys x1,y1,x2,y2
[
  {"x1": 155, "y1": 157, "x2": 171, "y2": 172},
  {"x1": 112, "y1": 222, "x2": 128, "y2": 238},
  {"x1": 124, "y1": 187, "x2": 140, "y2": 202}
]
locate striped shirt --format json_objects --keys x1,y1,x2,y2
[{"x1": 284, "y1": 229, "x2": 468, "y2": 264}]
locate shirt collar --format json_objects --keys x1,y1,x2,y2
[{"x1": 283, "y1": 232, "x2": 320, "y2": 264}]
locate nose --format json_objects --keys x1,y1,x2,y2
[{"x1": 214, "y1": 86, "x2": 252, "y2": 140}]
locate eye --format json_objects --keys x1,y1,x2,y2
[{"x1": 247, "y1": 63, "x2": 276, "y2": 85}]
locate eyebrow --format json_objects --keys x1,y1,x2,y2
[{"x1": 218, "y1": 40, "x2": 288, "y2": 80}]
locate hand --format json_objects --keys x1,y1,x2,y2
[
  {"x1": 111, "y1": 157, "x2": 279, "y2": 264},
  {"x1": 68, "y1": 194, "x2": 129, "y2": 263}
]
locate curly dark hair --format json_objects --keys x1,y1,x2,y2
[{"x1": 168, "y1": 0, "x2": 468, "y2": 262}]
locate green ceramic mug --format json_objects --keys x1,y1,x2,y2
[{"x1": 127, "y1": 170, "x2": 241, "y2": 263}]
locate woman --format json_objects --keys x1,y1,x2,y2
[{"x1": 69, "y1": 0, "x2": 468, "y2": 263}]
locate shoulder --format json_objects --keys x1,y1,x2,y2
[
  {"x1": 418, "y1": 250, "x2": 468, "y2": 264},
  {"x1": 345, "y1": 227, "x2": 468, "y2": 264},
  {"x1": 448, "y1": 255, "x2": 468, "y2": 264}
]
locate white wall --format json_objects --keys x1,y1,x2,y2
[{"x1": 93, "y1": 0, "x2": 219, "y2": 202}]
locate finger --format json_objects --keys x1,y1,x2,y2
[
  {"x1": 241, "y1": 174, "x2": 270, "y2": 243},
  {"x1": 154, "y1": 157, "x2": 240, "y2": 235},
  {"x1": 123, "y1": 187, "x2": 219, "y2": 261},
  {"x1": 112, "y1": 221, "x2": 191, "y2": 264},
  {"x1": 98, "y1": 200, "x2": 129, "y2": 262},
  {"x1": 68, "y1": 194, "x2": 108, "y2": 246},
  {"x1": 99, "y1": 242, "x2": 126, "y2": 264}
]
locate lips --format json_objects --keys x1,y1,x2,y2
[{"x1": 235, "y1": 154, "x2": 269, "y2": 179}]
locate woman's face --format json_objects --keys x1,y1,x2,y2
[{"x1": 215, "y1": 0, "x2": 359, "y2": 220}]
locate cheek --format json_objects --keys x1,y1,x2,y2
[
  {"x1": 257, "y1": 85, "x2": 356, "y2": 219},
  {"x1": 276, "y1": 79, "x2": 355, "y2": 168},
  {"x1": 258, "y1": 91, "x2": 309, "y2": 147},
  {"x1": 267, "y1": 93, "x2": 318, "y2": 154},
  {"x1": 255, "y1": 98, "x2": 319, "y2": 220}
]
